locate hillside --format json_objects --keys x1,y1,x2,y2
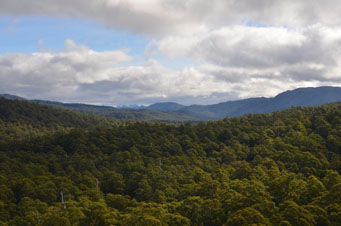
[
  {"x1": 0, "y1": 97, "x2": 119, "y2": 141},
  {"x1": 0, "y1": 94, "x2": 26, "y2": 101},
  {"x1": 146, "y1": 102, "x2": 185, "y2": 111},
  {"x1": 0, "y1": 96, "x2": 202, "y2": 123},
  {"x1": 0, "y1": 102, "x2": 340, "y2": 225},
  {"x1": 178, "y1": 86, "x2": 341, "y2": 119},
  {"x1": 3, "y1": 86, "x2": 340, "y2": 121},
  {"x1": 0, "y1": 97, "x2": 118, "y2": 128}
]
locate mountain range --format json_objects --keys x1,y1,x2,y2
[
  {"x1": 144, "y1": 86, "x2": 341, "y2": 119},
  {"x1": 1, "y1": 86, "x2": 341, "y2": 121},
  {"x1": 173, "y1": 86, "x2": 341, "y2": 119},
  {"x1": 0, "y1": 94, "x2": 201, "y2": 122}
]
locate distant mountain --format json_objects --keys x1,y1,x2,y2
[
  {"x1": 30, "y1": 99, "x2": 118, "y2": 113},
  {"x1": 0, "y1": 96, "x2": 201, "y2": 122},
  {"x1": 0, "y1": 94, "x2": 26, "y2": 101},
  {"x1": 178, "y1": 86, "x2": 341, "y2": 119},
  {"x1": 146, "y1": 102, "x2": 185, "y2": 111},
  {"x1": 2, "y1": 86, "x2": 340, "y2": 121},
  {"x1": 116, "y1": 104, "x2": 145, "y2": 109},
  {"x1": 29, "y1": 100, "x2": 200, "y2": 122},
  {"x1": 178, "y1": 97, "x2": 268, "y2": 119}
]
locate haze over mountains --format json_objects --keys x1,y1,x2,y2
[{"x1": 1, "y1": 86, "x2": 341, "y2": 121}]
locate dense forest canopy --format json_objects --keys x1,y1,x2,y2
[{"x1": 0, "y1": 98, "x2": 341, "y2": 225}]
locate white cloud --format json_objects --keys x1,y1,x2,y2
[
  {"x1": 0, "y1": 40, "x2": 222, "y2": 104},
  {"x1": 0, "y1": 40, "x2": 131, "y2": 100},
  {"x1": 157, "y1": 24, "x2": 341, "y2": 83},
  {"x1": 0, "y1": 39, "x2": 339, "y2": 105}
]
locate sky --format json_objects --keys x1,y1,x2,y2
[{"x1": 1, "y1": 0, "x2": 341, "y2": 106}]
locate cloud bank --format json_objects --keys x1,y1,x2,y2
[
  {"x1": 2, "y1": 0, "x2": 341, "y2": 36},
  {"x1": 1, "y1": 37, "x2": 339, "y2": 105}
]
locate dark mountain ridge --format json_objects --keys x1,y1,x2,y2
[
  {"x1": 0, "y1": 96, "x2": 201, "y2": 122},
  {"x1": 146, "y1": 102, "x2": 185, "y2": 111},
  {"x1": 1, "y1": 86, "x2": 341, "y2": 121},
  {"x1": 177, "y1": 86, "x2": 341, "y2": 119}
]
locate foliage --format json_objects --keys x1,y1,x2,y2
[{"x1": 0, "y1": 99, "x2": 341, "y2": 225}]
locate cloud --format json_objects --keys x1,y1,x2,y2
[
  {"x1": 0, "y1": 40, "x2": 131, "y2": 101},
  {"x1": 0, "y1": 40, "x2": 220, "y2": 104},
  {"x1": 157, "y1": 24, "x2": 341, "y2": 83},
  {"x1": 1, "y1": 0, "x2": 341, "y2": 36},
  {"x1": 0, "y1": 39, "x2": 339, "y2": 105}
]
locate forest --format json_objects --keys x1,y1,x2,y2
[{"x1": 0, "y1": 97, "x2": 341, "y2": 225}]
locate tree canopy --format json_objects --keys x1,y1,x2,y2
[{"x1": 0, "y1": 99, "x2": 341, "y2": 225}]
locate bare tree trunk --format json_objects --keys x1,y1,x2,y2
[
  {"x1": 36, "y1": 210, "x2": 40, "y2": 224},
  {"x1": 61, "y1": 191, "x2": 66, "y2": 209},
  {"x1": 95, "y1": 178, "x2": 99, "y2": 190}
]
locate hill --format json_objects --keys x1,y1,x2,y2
[
  {"x1": 2, "y1": 86, "x2": 341, "y2": 121},
  {"x1": 178, "y1": 86, "x2": 341, "y2": 119},
  {"x1": 0, "y1": 94, "x2": 26, "y2": 101},
  {"x1": 146, "y1": 102, "x2": 185, "y2": 111},
  {"x1": 0, "y1": 97, "x2": 119, "y2": 141},
  {"x1": 1, "y1": 97, "x2": 202, "y2": 123},
  {"x1": 0, "y1": 97, "x2": 118, "y2": 129}
]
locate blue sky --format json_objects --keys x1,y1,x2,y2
[
  {"x1": 0, "y1": 0, "x2": 340, "y2": 105},
  {"x1": 1, "y1": 16, "x2": 147, "y2": 57},
  {"x1": 0, "y1": 15, "x2": 197, "y2": 71}
]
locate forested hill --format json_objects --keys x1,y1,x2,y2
[
  {"x1": 146, "y1": 102, "x2": 185, "y2": 111},
  {"x1": 0, "y1": 102, "x2": 340, "y2": 225},
  {"x1": 0, "y1": 97, "x2": 119, "y2": 128},
  {"x1": 0, "y1": 95, "x2": 201, "y2": 123},
  {"x1": 2, "y1": 86, "x2": 340, "y2": 121},
  {"x1": 0, "y1": 97, "x2": 119, "y2": 141}
]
